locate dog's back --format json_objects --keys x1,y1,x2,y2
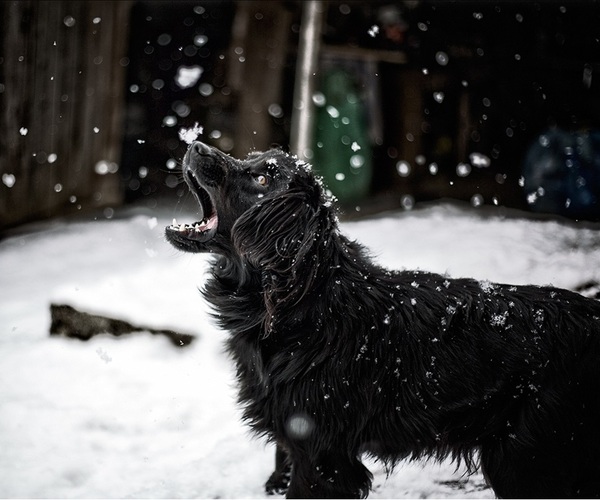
[{"x1": 345, "y1": 269, "x2": 600, "y2": 498}]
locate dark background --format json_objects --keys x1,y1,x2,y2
[
  {"x1": 121, "y1": 1, "x2": 600, "y2": 217},
  {"x1": 2, "y1": 1, "x2": 600, "y2": 230}
]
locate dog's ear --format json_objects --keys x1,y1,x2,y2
[
  {"x1": 232, "y1": 176, "x2": 333, "y2": 272},
  {"x1": 232, "y1": 175, "x2": 336, "y2": 329}
]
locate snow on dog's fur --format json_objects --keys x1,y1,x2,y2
[{"x1": 167, "y1": 142, "x2": 600, "y2": 498}]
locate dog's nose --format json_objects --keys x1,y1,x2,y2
[
  {"x1": 190, "y1": 141, "x2": 211, "y2": 157},
  {"x1": 185, "y1": 141, "x2": 225, "y2": 187}
]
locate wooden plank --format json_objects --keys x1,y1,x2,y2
[
  {"x1": 0, "y1": 1, "x2": 36, "y2": 227},
  {"x1": 0, "y1": 0, "x2": 131, "y2": 230},
  {"x1": 228, "y1": 0, "x2": 293, "y2": 156}
]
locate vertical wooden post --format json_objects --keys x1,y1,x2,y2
[{"x1": 289, "y1": 0, "x2": 325, "y2": 161}]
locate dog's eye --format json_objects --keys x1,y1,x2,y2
[{"x1": 254, "y1": 174, "x2": 268, "y2": 186}]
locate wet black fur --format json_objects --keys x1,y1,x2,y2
[{"x1": 167, "y1": 142, "x2": 600, "y2": 498}]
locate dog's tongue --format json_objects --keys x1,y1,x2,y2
[{"x1": 204, "y1": 213, "x2": 218, "y2": 230}]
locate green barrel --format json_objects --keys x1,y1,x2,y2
[{"x1": 312, "y1": 67, "x2": 373, "y2": 206}]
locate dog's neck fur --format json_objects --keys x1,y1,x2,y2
[{"x1": 204, "y1": 227, "x2": 378, "y2": 344}]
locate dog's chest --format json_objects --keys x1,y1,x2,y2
[
  {"x1": 209, "y1": 276, "x2": 309, "y2": 399},
  {"x1": 224, "y1": 317, "x2": 298, "y2": 396},
  {"x1": 207, "y1": 282, "x2": 271, "y2": 381}
]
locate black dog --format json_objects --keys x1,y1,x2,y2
[{"x1": 166, "y1": 141, "x2": 600, "y2": 498}]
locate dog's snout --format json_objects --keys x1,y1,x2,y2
[
  {"x1": 184, "y1": 141, "x2": 225, "y2": 187},
  {"x1": 184, "y1": 141, "x2": 213, "y2": 168},
  {"x1": 189, "y1": 141, "x2": 211, "y2": 157}
]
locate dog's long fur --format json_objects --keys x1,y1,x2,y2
[{"x1": 166, "y1": 142, "x2": 600, "y2": 498}]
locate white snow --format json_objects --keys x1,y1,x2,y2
[
  {"x1": 2, "y1": 202, "x2": 600, "y2": 498},
  {"x1": 368, "y1": 25, "x2": 380, "y2": 38},
  {"x1": 2, "y1": 173, "x2": 16, "y2": 188},
  {"x1": 175, "y1": 65, "x2": 203, "y2": 89},
  {"x1": 469, "y1": 152, "x2": 491, "y2": 168},
  {"x1": 178, "y1": 122, "x2": 204, "y2": 145}
]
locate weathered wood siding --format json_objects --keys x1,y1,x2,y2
[
  {"x1": 227, "y1": 0, "x2": 293, "y2": 157},
  {"x1": 0, "y1": 0, "x2": 132, "y2": 230}
]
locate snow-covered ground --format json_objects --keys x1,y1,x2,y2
[{"x1": 2, "y1": 201, "x2": 600, "y2": 499}]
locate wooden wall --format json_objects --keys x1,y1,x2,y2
[
  {"x1": 0, "y1": 0, "x2": 132, "y2": 230},
  {"x1": 227, "y1": 0, "x2": 293, "y2": 157}
]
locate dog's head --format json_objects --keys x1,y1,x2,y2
[{"x1": 165, "y1": 141, "x2": 337, "y2": 264}]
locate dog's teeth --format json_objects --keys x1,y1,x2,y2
[
  {"x1": 172, "y1": 218, "x2": 177, "y2": 227},
  {"x1": 179, "y1": 223, "x2": 187, "y2": 232}
]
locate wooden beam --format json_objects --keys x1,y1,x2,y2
[{"x1": 289, "y1": 0, "x2": 326, "y2": 161}]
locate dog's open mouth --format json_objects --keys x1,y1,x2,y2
[
  {"x1": 167, "y1": 212, "x2": 217, "y2": 242},
  {"x1": 165, "y1": 172, "x2": 219, "y2": 246}
]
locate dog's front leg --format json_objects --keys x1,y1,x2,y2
[
  {"x1": 265, "y1": 443, "x2": 292, "y2": 495},
  {"x1": 285, "y1": 450, "x2": 372, "y2": 499}
]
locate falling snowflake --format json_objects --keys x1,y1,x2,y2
[
  {"x1": 2, "y1": 173, "x2": 16, "y2": 188},
  {"x1": 178, "y1": 122, "x2": 204, "y2": 145},
  {"x1": 469, "y1": 153, "x2": 491, "y2": 168},
  {"x1": 147, "y1": 217, "x2": 158, "y2": 230},
  {"x1": 175, "y1": 65, "x2": 203, "y2": 89}
]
